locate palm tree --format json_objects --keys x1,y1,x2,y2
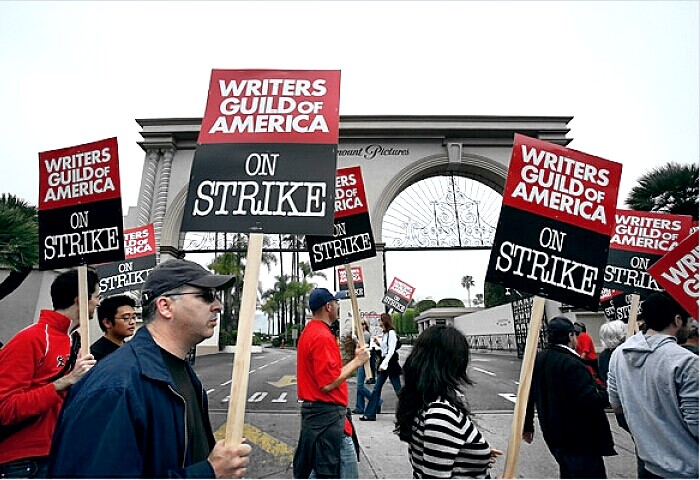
[
  {"x1": 208, "y1": 234, "x2": 277, "y2": 339},
  {"x1": 0, "y1": 195, "x2": 39, "y2": 300},
  {"x1": 626, "y1": 162, "x2": 699, "y2": 220},
  {"x1": 460, "y1": 275, "x2": 475, "y2": 306}
]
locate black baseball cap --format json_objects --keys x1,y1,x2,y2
[{"x1": 141, "y1": 259, "x2": 235, "y2": 304}]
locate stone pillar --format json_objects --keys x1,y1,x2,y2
[
  {"x1": 153, "y1": 148, "x2": 174, "y2": 263},
  {"x1": 138, "y1": 149, "x2": 160, "y2": 226}
]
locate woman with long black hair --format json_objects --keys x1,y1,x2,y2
[
  {"x1": 395, "y1": 325, "x2": 502, "y2": 478},
  {"x1": 359, "y1": 313, "x2": 401, "y2": 421}
]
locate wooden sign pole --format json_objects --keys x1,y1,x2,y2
[
  {"x1": 78, "y1": 264, "x2": 90, "y2": 358},
  {"x1": 225, "y1": 233, "x2": 263, "y2": 445},
  {"x1": 502, "y1": 295, "x2": 546, "y2": 479},
  {"x1": 627, "y1": 293, "x2": 641, "y2": 338},
  {"x1": 344, "y1": 264, "x2": 371, "y2": 377}
]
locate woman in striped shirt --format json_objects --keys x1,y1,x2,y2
[{"x1": 395, "y1": 325, "x2": 503, "y2": 478}]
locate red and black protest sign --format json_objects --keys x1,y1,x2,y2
[
  {"x1": 604, "y1": 210, "x2": 693, "y2": 295},
  {"x1": 306, "y1": 166, "x2": 377, "y2": 270},
  {"x1": 648, "y1": 232, "x2": 699, "y2": 320},
  {"x1": 382, "y1": 277, "x2": 415, "y2": 314},
  {"x1": 599, "y1": 288, "x2": 642, "y2": 323},
  {"x1": 182, "y1": 69, "x2": 341, "y2": 234},
  {"x1": 96, "y1": 224, "x2": 157, "y2": 297},
  {"x1": 485, "y1": 134, "x2": 622, "y2": 311},
  {"x1": 337, "y1": 265, "x2": 365, "y2": 298},
  {"x1": 38, "y1": 137, "x2": 124, "y2": 270}
]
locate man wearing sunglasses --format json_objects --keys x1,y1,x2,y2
[
  {"x1": 49, "y1": 259, "x2": 252, "y2": 478},
  {"x1": 90, "y1": 294, "x2": 138, "y2": 362}
]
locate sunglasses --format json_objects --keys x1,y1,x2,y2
[{"x1": 165, "y1": 289, "x2": 220, "y2": 304}]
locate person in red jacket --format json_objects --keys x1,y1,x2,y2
[{"x1": 0, "y1": 269, "x2": 99, "y2": 478}]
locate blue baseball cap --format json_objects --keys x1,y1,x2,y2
[{"x1": 308, "y1": 288, "x2": 345, "y2": 312}]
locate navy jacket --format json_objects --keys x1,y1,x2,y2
[
  {"x1": 48, "y1": 327, "x2": 216, "y2": 478},
  {"x1": 524, "y1": 344, "x2": 616, "y2": 457}
]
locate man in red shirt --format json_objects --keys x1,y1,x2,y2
[
  {"x1": 574, "y1": 321, "x2": 600, "y2": 380},
  {"x1": 293, "y1": 288, "x2": 369, "y2": 478},
  {"x1": 0, "y1": 269, "x2": 99, "y2": 478}
]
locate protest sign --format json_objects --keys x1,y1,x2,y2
[
  {"x1": 604, "y1": 209, "x2": 693, "y2": 295},
  {"x1": 182, "y1": 69, "x2": 341, "y2": 235},
  {"x1": 96, "y1": 224, "x2": 156, "y2": 297},
  {"x1": 337, "y1": 265, "x2": 365, "y2": 298},
  {"x1": 486, "y1": 134, "x2": 622, "y2": 311},
  {"x1": 648, "y1": 232, "x2": 699, "y2": 320},
  {"x1": 185, "y1": 69, "x2": 341, "y2": 446},
  {"x1": 599, "y1": 288, "x2": 642, "y2": 323},
  {"x1": 38, "y1": 137, "x2": 125, "y2": 270},
  {"x1": 306, "y1": 166, "x2": 377, "y2": 270},
  {"x1": 382, "y1": 277, "x2": 415, "y2": 314}
]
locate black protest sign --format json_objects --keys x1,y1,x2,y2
[
  {"x1": 599, "y1": 288, "x2": 644, "y2": 323},
  {"x1": 181, "y1": 69, "x2": 341, "y2": 235},
  {"x1": 604, "y1": 209, "x2": 693, "y2": 295},
  {"x1": 96, "y1": 224, "x2": 157, "y2": 296},
  {"x1": 382, "y1": 277, "x2": 415, "y2": 314},
  {"x1": 485, "y1": 134, "x2": 622, "y2": 311},
  {"x1": 305, "y1": 166, "x2": 377, "y2": 270},
  {"x1": 38, "y1": 138, "x2": 124, "y2": 270},
  {"x1": 337, "y1": 265, "x2": 365, "y2": 298}
]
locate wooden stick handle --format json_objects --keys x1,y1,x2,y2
[
  {"x1": 502, "y1": 295, "x2": 546, "y2": 478},
  {"x1": 345, "y1": 265, "x2": 371, "y2": 377},
  {"x1": 225, "y1": 233, "x2": 263, "y2": 445},
  {"x1": 78, "y1": 265, "x2": 90, "y2": 358},
  {"x1": 627, "y1": 293, "x2": 641, "y2": 338}
]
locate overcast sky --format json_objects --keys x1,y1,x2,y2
[{"x1": 1, "y1": 1, "x2": 697, "y2": 303}]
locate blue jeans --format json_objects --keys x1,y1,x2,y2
[
  {"x1": 363, "y1": 368, "x2": 401, "y2": 419},
  {"x1": 309, "y1": 436, "x2": 358, "y2": 479},
  {"x1": 550, "y1": 447, "x2": 606, "y2": 479},
  {"x1": 354, "y1": 365, "x2": 372, "y2": 413}
]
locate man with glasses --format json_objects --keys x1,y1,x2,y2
[
  {"x1": 48, "y1": 259, "x2": 252, "y2": 478},
  {"x1": 90, "y1": 294, "x2": 137, "y2": 362},
  {"x1": 0, "y1": 269, "x2": 99, "y2": 478}
]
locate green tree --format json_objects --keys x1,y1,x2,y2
[
  {"x1": 437, "y1": 298, "x2": 465, "y2": 307},
  {"x1": 472, "y1": 293, "x2": 484, "y2": 306},
  {"x1": 460, "y1": 275, "x2": 475, "y2": 305},
  {"x1": 484, "y1": 282, "x2": 508, "y2": 308},
  {"x1": 0, "y1": 195, "x2": 38, "y2": 301},
  {"x1": 402, "y1": 308, "x2": 417, "y2": 335},
  {"x1": 626, "y1": 162, "x2": 699, "y2": 220},
  {"x1": 415, "y1": 299, "x2": 437, "y2": 313}
]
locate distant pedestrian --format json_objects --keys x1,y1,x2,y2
[
  {"x1": 352, "y1": 321, "x2": 373, "y2": 415},
  {"x1": 523, "y1": 316, "x2": 615, "y2": 479},
  {"x1": 360, "y1": 313, "x2": 402, "y2": 422},
  {"x1": 0, "y1": 269, "x2": 99, "y2": 478},
  {"x1": 608, "y1": 292, "x2": 698, "y2": 478},
  {"x1": 293, "y1": 288, "x2": 369, "y2": 479},
  {"x1": 597, "y1": 320, "x2": 627, "y2": 387},
  {"x1": 396, "y1": 325, "x2": 502, "y2": 478},
  {"x1": 90, "y1": 294, "x2": 137, "y2": 362},
  {"x1": 48, "y1": 259, "x2": 251, "y2": 478},
  {"x1": 574, "y1": 321, "x2": 600, "y2": 382}
]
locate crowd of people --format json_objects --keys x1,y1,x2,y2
[{"x1": 0, "y1": 262, "x2": 697, "y2": 479}]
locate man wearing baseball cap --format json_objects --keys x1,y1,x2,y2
[
  {"x1": 293, "y1": 288, "x2": 370, "y2": 478},
  {"x1": 522, "y1": 316, "x2": 615, "y2": 478},
  {"x1": 49, "y1": 259, "x2": 251, "y2": 478}
]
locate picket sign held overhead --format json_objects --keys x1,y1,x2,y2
[
  {"x1": 648, "y1": 232, "x2": 699, "y2": 320},
  {"x1": 96, "y1": 224, "x2": 157, "y2": 298},
  {"x1": 181, "y1": 69, "x2": 341, "y2": 446},
  {"x1": 483, "y1": 135, "x2": 623, "y2": 478},
  {"x1": 344, "y1": 265, "x2": 372, "y2": 378},
  {"x1": 381, "y1": 277, "x2": 416, "y2": 314}
]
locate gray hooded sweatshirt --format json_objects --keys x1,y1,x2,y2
[{"x1": 608, "y1": 332, "x2": 698, "y2": 478}]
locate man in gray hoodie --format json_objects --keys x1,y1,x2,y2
[{"x1": 608, "y1": 292, "x2": 698, "y2": 479}]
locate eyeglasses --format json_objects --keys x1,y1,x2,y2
[
  {"x1": 116, "y1": 315, "x2": 138, "y2": 322},
  {"x1": 165, "y1": 289, "x2": 220, "y2": 304}
]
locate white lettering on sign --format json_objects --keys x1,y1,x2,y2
[
  {"x1": 311, "y1": 233, "x2": 373, "y2": 263},
  {"x1": 43, "y1": 148, "x2": 116, "y2": 202},
  {"x1": 659, "y1": 245, "x2": 700, "y2": 298},
  {"x1": 99, "y1": 268, "x2": 154, "y2": 293},
  {"x1": 390, "y1": 279, "x2": 414, "y2": 300},
  {"x1": 43, "y1": 227, "x2": 121, "y2": 260},
  {"x1": 604, "y1": 264, "x2": 660, "y2": 291}
]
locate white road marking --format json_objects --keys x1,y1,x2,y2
[
  {"x1": 472, "y1": 367, "x2": 496, "y2": 376},
  {"x1": 499, "y1": 393, "x2": 517, "y2": 403},
  {"x1": 220, "y1": 379, "x2": 232, "y2": 386},
  {"x1": 271, "y1": 392, "x2": 288, "y2": 403},
  {"x1": 206, "y1": 389, "x2": 215, "y2": 394},
  {"x1": 248, "y1": 392, "x2": 269, "y2": 402}
]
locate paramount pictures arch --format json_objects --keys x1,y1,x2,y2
[{"x1": 125, "y1": 115, "x2": 572, "y2": 341}]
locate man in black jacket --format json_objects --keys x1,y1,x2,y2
[{"x1": 523, "y1": 316, "x2": 615, "y2": 479}]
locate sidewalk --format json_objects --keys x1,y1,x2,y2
[{"x1": 353, "y1": 411, "x2": 638, "y2": 478}]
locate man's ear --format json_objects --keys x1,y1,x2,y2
[
  {"x1": 100, "y1": 318, "x2": 113, "y2": 331},
  {"x1": 155, "y1": 296, "x2": 174, "y2": 320}
]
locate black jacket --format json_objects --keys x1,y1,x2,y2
[{"x1": 524, "y1": 344, "x2": 616, "y2": 457}]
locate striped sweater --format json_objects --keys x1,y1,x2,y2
[{"x1": 408, "y1": 398, "x2": 492, "y2": 478}]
